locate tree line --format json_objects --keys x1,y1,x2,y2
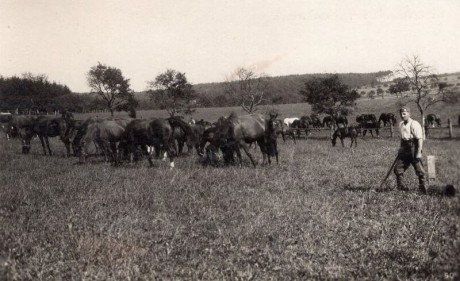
[{"x1": 1, "y1": 58, "x2": 456, "y2": 126}]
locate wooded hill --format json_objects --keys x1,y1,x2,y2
[{"x1": 136, "y1": 71, "x2": 393, "y2": 109}]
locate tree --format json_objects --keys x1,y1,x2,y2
[
  {"x1": 389, "y1": 78, "x2": 410, "y2": 97},
  {"x1": 395, "y1": 55, "x2": 458, "y2": 136},
  {"x1": 299, "y1": 74, "x2": 359, "y2": 122},
  {"x1": 0, "y1": 73, "x2": 73, "y2": 113},
  {"x1": 147, "y1": 69, "x2": 196, "y2": 117},
  {"x1": 224, "y1": 67, "x2": 269, "y2": 113},
  {"x1": 87, "y1": 62, "x2": 137, "y2": 117},
  {"x1": 377, "y1": 87, "x2": 384, "y2": 99},
  {"x1": 368, "y1": 90, "x2": 376, "y2": 99}
]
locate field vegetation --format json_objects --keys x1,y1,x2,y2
[{"x1": 1, "y1": 98, "x2": 459, "y2": 280}]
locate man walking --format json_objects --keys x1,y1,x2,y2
[{"x1": 394, "y1": 107, "x2": 427, "y2": 194}]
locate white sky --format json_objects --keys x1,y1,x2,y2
[{"x1": 1, "y1": 0, "x2": 459, "y2": 92}]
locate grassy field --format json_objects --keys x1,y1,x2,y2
[{"x1": 1, "y1": 99, "x2": 459, "y2": 280}]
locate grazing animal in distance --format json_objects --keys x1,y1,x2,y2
[
  {"x1": 425, "y1": 114, "x2": 441, "y2": 127},
  {"x1": 378, "y1": 113, "x2": 397, "y2": 127},
  {"x1": 331, "y1": 126, "x2": 359, "y2": 148},
  {"x1": 356, "y1": 114, "x2": 379, "y2": 138},
  {"x1": 22, "y1": 111, "x2": 75, "y2": 156},
  {"x1": 283, "y1": 117, "x2": 300, "y2": 127}
]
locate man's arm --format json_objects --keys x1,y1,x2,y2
[{"x1": 416, "y1": 138, "x2": 423, "y2": 159}]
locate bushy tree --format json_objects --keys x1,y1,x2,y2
[
  {"x1": 377, "y1": 87, "x2": 384, "y2": 99},
  {"x1": 147, "y1": 69, "x2": 196, "y2": 117},
  {"x1": 87, "y1": 62, "x2": 137, "y2": 117},
  {"x1": 299, "y1": 74, "x2": 359, "y2": 121},
  {"x1": 389, "y1": 78, "x2": 410, "y2": 97},
  {"x1": 0, "y1": 73, "x2": 73, "y2": 113}
]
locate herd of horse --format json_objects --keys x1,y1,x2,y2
[{"x1": 0, "y1": 110, "x2": 448, "y2": 167}]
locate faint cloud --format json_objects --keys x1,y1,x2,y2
[{"x1": 250, "y1": 55, "x2": 283, "y2": 72}]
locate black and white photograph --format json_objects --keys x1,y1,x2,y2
[{"x1": 1, "y1": 0, "x2": 459, "y2": 279}]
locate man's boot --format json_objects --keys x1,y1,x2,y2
[
  {"x1": 396, "y1": 174, "x2": 408, "y2": 191},
  {"x1": 418, "y1": 175, "x2": 427, "y2": 194}
]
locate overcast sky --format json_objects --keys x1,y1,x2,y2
[{"x1": 1, "y1": 0, "x2": 459, "y2": 92}]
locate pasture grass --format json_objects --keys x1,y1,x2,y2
[{"x1": 0, "y1": 130, "x2": 459, "y2": 280}]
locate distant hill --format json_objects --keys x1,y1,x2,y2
[
  {"x1": 135, "y1": 70, "x2": 460, "y2": 109},
  {"x1": 190, "y1": 71, "x2": 392, "y2": 108}
]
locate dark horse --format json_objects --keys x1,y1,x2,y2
[
  {"x1": 212, "y1": 113, "x2": 278, "y2": 167},
  {"x1": 291, "y1": 116, "x2": 310, "y2": 138},
  {"x1": 123, "y1": 117, "x2": 196, "y2": 168},
  {"x1": 378, "y1": 113, "x2": 397, "y2": 127},
  {"x1": 322, "y1": 115, "x2": 348, "y2": 128},
  {"x1": 425, "y1": 114, "x2": 441, "y2": 127},
  {"x1": 356, "y1": 114, "x2": 379, "y2": 137},
  {"x1": 331, "y1": 126, "x2": 359, "y2": 148},
  {"x1": 22, "y1": 111, "x2": 75, "y2": 156}
]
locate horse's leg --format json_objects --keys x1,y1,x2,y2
[
  {"x1": 109, "y1": 142, "x2": 118, "y2": 165},
  {"x1": 38, "y1": 135, "x2": 47, "y2": 155},
  {"x1": 291, "y1": 132, "x2": 296, "y2": 144},
  {"x1": 44, "y1": 136, "x2": 53, "y2": 155},
  {"x1": 240, "y1": 142, "x2": 256, "y2": 167},
  {"x1": 258, "y1": 140, "x2": 268, "y2": 166},
  {"x1": 340, "y1": 137, "x2": 345, "y2": 147}
]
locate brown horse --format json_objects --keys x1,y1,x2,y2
[
  {"x1": 79, "y1": 119, "x2": 128, "y2": 164},
  {"x1": 274, "y1": 119, "x2": 296, "y2": 144},
  {"x1": 332, "y1": 126, "x2": 359, "y2": 148},
  {"x1": 212, "y1": 112, "x2": 278, "y2": 167},
  {"x1": 123, "y1": 117, "x2": 196, "y2": 168},
  {"x1": 22, "y1": 112, "x2": 75, "y2": 156}
]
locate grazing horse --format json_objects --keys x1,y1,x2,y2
[
  {"x1": 274, "y1": 119, "x2": 296, "y2": 144},
  {"x1": 212, "y1": 113, "x2": 277, "y2": 167},
  {"x1": 0, "y1": 113, "x2": 13, "y2": 139},
  {"x1": 22, "y1": 112, "x2": 75, "y2": 156},
  {"x1": 283, "y1": 117, "x2": 300, "y2": 127},
  {"x1": 7, "y1": 115, "x2": 36, "y2": 141},
  {"x1": 378, "y1": 113, "x2": 397, "y2": 127},
  {"x1": 331, "y1": 126, "x2": 359, "y2": 148},
  {"x1": 356, "y1": 114, "x2": 379, "y2": 137},
  {"x1": 123, "y1": 117, "x2": 196, "y2": 168},
  {"x1": 291, "y1": 116, "x2": 310, "y2": 137},
  {"x1": 322, "y1": 115, "x2": 348, "y2": 128},
  {"x1": 79, "y1": 120, "x2": 128, "y2": 164},
  {"x1": 425, "y1": 114, "x2": 441, "y2": 127},
  {"x1": 322, "y1": 116, "x2": 334, "y2": 128},
  {"x1": 309, "y1": 114, "x2": 323, "y2": 128}
]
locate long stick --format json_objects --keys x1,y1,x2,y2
[{"x1": 378, "y1": 154, "x2": 400, "y2": 189}]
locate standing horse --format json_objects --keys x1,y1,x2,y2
[
  {"x1": 212, "y1": 112, "x2": 277, "y2": 167},
  {"x1": 22, "y1": 112, "x2": 75, "y2": 156},
  {"x1": 378, "y1": 113, "x2": 397, "y2": 127},
  {"x1": 7, "y1": 115, "x2": 36, "y2": 150},
  {"x1": 356, "y1": 114, "x2": 379, "y2": 137},
  {"x1": 331, "y1": 126, "x2": 359, "y2": 148}
]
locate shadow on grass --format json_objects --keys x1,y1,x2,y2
[{"x1": 343, "y1": 184, "x2": 372, "y2": 192}]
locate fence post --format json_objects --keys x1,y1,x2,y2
[
  {"x1": 448, "y1": 118, "x2": 452, "y2": 138},
  {"x1": 390, "y1": 123, "x2": 394, "y2": 138}
]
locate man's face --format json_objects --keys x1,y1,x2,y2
[{"x1": 400, "y1": 111, "x2": 410, "y2": 121}]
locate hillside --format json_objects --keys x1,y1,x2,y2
[{"x1": 120, "y1": 71, "x2": 460, "y2": 110}]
